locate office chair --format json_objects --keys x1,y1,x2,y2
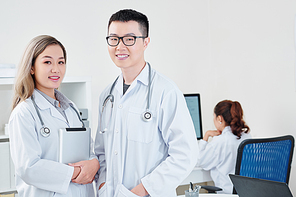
[{"x1": 233, "y1": 135, "x2": 294, "y2": 194}]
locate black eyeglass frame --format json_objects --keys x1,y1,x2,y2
[{"x1": 106, "y1": 36, "x2": 147, "y2": 47}]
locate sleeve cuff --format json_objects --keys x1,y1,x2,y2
[
  {"x1": 198, "y1": 139, "x2": 208, "y2": 150},
  {"x1": 60, "y1": 165, "x2": 74, "y2": 194}
]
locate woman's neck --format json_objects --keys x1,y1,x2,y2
[{"x1": 36, "y1": 87, "x2": 56, "y2": 100}]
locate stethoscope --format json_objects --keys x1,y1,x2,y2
[
  {"x1": 99, "y1": 62, "x2": 152, "y2": 134},
  {"x1": 31, "y1": 95, "x2": 85, "y2": 138}
]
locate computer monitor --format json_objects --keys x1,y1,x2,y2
[{"x1": 184, "y1": 93, "x2": 203, "y2": 140}]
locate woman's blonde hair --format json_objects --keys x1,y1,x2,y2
[{"x1": 12, "y1": 35, "x2": 67, "y2": 109}]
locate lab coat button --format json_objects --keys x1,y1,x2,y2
[
  {"x1": 118, "y1": 104, "x2": 123, "y2": 109},
  {"x1": 114, "y1": 150, "x2": 118, "y2": 155},
  {"x1": 116, "y1": 129, "x2": 119, "y2": 133}
]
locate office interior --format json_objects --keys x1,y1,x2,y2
[{"x1": 0, "y1": 0, "x2": 295, "y2": 195}]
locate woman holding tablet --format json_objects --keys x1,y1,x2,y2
[
  {"x1": 198, "y1": 100, "x2": 251, "y2": 194},
  {"x1": 8, "y1": 35, "x2": 99, "y2": 197}
]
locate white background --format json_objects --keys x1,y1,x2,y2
[{"x1": 0, "y1": 0, "x2": 295, "y2": 194}]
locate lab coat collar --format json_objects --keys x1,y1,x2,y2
[
  {"x1": 136, "y1": 62, "x2": 150, "y2": 86},
  {"x1": 115, "y1": 74, "x2": 124, "y2": 96},
  {"x1": 222, "y1": 126, "x2": 232, "y2": 134},
  {"x1": 32, "y1": 89, "x2": 72, "y2": 124},
  {"x1": 115, "y1": 62, "x2": 150, "y2": 96}
]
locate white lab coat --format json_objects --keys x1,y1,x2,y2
[
  {"x1": 197, "y1": 126, "x2": 251, "y2": 194},
  {"x1": 94, "y1": 64, "x2": 198, "y2": 197},
  {"x1": 8, "y1": 90, "x2": 96, "y2": 197}
]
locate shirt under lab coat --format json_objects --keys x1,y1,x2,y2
[
  {"x1": 94, "y1": 64, "x2": 198, "y2": 197},
  {"x1": 8, "y1": 89, "x2": 96, "y2": 197},
  {"x1": 198, "y1": 126, "x2": 251, "y2": 194}
]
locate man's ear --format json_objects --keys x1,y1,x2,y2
[{"x1": 143, "y1": 37, "x2": 150, "y2": 49}]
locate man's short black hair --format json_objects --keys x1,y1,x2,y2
[{"x1": 108, "y1": 9, "x2": 149, "y2": 37}]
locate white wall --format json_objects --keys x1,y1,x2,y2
[
  {"x1": 1, "y1": 0, "x2": 295, "y2": 194},
  {"x1": 207, "y1": 0, "x2": 296, "y2": 193}
]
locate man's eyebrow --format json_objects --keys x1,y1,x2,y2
[
  {"x1": 109, "y1": 33, "x2": 136, "y2": 36},
  {"x1": 124, "y1": 33, "x2": 136, "y2": 36}
]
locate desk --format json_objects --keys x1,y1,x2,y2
[
  {"x1": 178, "y1": 194, "x2": 238, "y2": 197},
  {"x1": 180, "y1": 166, "x2": 212, "y2": 185}
]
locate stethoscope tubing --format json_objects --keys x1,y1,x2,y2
[
  {"x1": 147, "y1": 62, "x2": 151, "y2": 111},
  {"x1": 100, "y1": 62, "x2": 152, "y2": 134},
  {"x1": 32, "y1": 95, "x2": 45, "y2": 127}
]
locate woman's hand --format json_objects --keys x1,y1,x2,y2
[
  {"x1": 69, "y1": 158, "x2": 100, "y2": 184},
  {"x1": 131, "y1": 183, "x2": 148, "y2": 196},
  {"x1": 203, "y1": 130, "x2": 222, "y2": 141},
  {"x1": 71, "y1": 166, "x2": 81, "y2": 180}
]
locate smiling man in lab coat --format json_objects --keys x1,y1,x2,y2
[{"x1": 94, "y1": 9, "x2": 198, "y2": 197}]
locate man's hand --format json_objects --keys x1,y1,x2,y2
[
  {"x1": 99, "y1": 182, "x2": 105, "y2": 190},
  {"x1": 131, "y1": 183, "x2": 148, "y2": 196}
]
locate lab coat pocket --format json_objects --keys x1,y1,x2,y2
[
  {"x1": 98, "y1": 183, "x2": 107, "y2": 197},
  {"x1": 127, "y1": 107, "x2": 156, "y2": 143},
  {"x1": 116, "y1": 184, "x2": 141, "y2": 197}
]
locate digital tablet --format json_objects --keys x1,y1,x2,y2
[{"x1": 58, "y1": 127, "x2": 90, "y2": 164}]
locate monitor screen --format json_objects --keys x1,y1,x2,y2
[{"x1": 184, "y1": 93, "x2": 203, "y2": 140}]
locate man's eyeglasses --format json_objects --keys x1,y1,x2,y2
[{"x1": 106, "y1": 36, "x2": 147, "y2": 47}]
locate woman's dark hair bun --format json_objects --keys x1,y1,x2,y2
[{"x1": 214, "y1": 100, "x2": 249, "y2": 138}]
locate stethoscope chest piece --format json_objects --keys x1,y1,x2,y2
[
  {"x1": 142, "y1": 110, "x2": 152, "y2": 122},
  {"x1": 40, "y1": 126, "x2": 50, "y2": 137},
  {"x1": 31, "y1": 94, "x2": 85, "y2": 138}
]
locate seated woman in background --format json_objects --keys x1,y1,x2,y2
[{"x1": 198, "y1": 100, "x2": 251, "y2": 194}]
